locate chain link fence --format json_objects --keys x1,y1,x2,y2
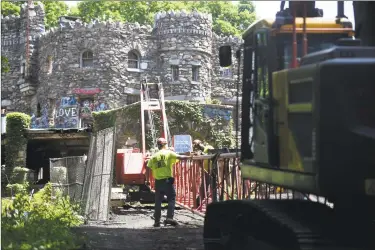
[
  {"x1": 49, "y1": 156, "x2": 86, "y2": 202},
  {"x1": 49, "y1": 127, "x2": 116, "y2": 223}
]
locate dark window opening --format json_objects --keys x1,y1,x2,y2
[
  {"x1": 128, "y1": 51, "x2": 140, "y2": 69},
  {"x1": 192, "y1": 66, "x2": 200, "y2": 81},
  {"x1": 37, "y1": 103, "x2": 41, "y2": 117},
  {"x1": 81, "y1": 50, "x2": 93, "y2": 68},
  {"x1": 171, "y1": 65, "x2": 179, "y2": 81},
  {"x1": 22, "y1": 62, "x2": 26, "y2": 78}
]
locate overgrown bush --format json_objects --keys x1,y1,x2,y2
[
  {"x1": 1, "y1": 183, "x2": 84, "y2": 250},
  {"x1": 5, "y1": 112, "x2": 31, "y2": 176},
  {"x1": 92, "y1": 100, "x2": 234, "y2": 149}
]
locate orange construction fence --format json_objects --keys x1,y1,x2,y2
[{"x1": 146, "y1": 153, "x2": 255, "y2": 216}]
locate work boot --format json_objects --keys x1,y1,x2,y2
[
  {"x1": 164, "y1": 218, "x2": 179, "y2": 226},
  {"x1": 153, "y1": 221, "x2": 161, "y2": 227}
]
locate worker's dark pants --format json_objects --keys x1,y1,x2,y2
[
  {"x1": 154, "y1": 178, "x2": 176, "y2": 222},
  {"x1": 198, "y1": 172, "x2": 210, "y2": 203}
]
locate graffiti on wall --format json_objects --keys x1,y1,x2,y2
[
  {"x1": 80, "y1": 99, "x2": 107, "y2": 119},
  {"x1": 203, "y1": 107, "x2": 232, "y2": 121},
  {"x1": 30, "y1": 96, "x2": 108, "y2": 129},
  {"x1": 94, "y1": 101, "x2": 107, "y2": 112},
  {"x1": 31, "y1": 102, "x2": 49, "y2": 129},
  {"x1": 80, "y1": 99, "x2": 94, "y2": 118},
  {"x1": 54, "y1": 96, "x2": 79, "y2": 128}
]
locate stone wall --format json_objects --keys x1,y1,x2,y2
[
  {"x1": 1, "y1": 6, "x2": 243, "y2": 130},
  {"x1": 36, "y1": 22, "x2": 155, "y2": 112},
  {"x1": 155, "y1": 11, "x2": 213, "y2": 101},
  {"x1": 1, "y1": 2, "x2": 45, "y2": 112}
]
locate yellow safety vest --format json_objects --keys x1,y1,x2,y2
[
  {"x1": 203, "y1": 145, "x2": 214, "y2": 171},
  {"x1": 147, "y1": 149, "x2": 179, "y2": 180}
]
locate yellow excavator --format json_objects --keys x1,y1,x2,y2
[{"x1": 204, "y1": 1, "x2": 375, "y2": 249}]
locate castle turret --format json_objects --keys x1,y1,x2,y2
[
  {"x1": 155, "y1": 10, "x2": 213, "y2": 101},
  {"x1": 1, "y1": 1, "x2": 45, "y2": 112}
]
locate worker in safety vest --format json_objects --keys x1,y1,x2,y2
[
  {"x1": 192, "y1": 139, "x2": 214, "y2": 206},
  {"x1": 147, "y1": 137, "x2": 190, "y2": 227}
]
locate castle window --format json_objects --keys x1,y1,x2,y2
[
  {"x1": 220, "y1": 67, "x2": 232, "y2": 78},
  {"x1": 171, "y1": 65, "x2": 179, "y2": 81},
  {"x1": 128, "y1": 50, "x2": 140, "y2": 69},
  {"x1": 127, "y1": 94, "x2": 140, "y2": 105},
  {"x1": 37, "y1": 103, "x2": 41, "y2": 117},
  {"x1": 47, "y1": 56, "x2": 53, "y2": 74},
  {"x1": 81, "y1": 50, "x2": 93, "y2": 68},
  {"x1": 21, "y1": 62, "x2": 26, "y2": 79},
  {"x1": 192, "y1": 66, "x2": 200, "y2": 81}
]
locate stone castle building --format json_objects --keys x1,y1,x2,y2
[{"x1": 1, "y1": 2, "x2": 242, "y2": 129}]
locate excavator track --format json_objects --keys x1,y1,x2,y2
[{"x1": 204, "y1": 199, "x2": 374, "y2": 250}]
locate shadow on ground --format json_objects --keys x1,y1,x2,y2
[
  {"x1": 75, "y1": 226, "x2": 204, "y2": 250},
  {"x1": 74, "y1": 204, "x2": 205, "y2": 250}
]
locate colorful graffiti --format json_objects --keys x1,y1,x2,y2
[
  {"x1": 79, "y1": 99, "x2": 107, "y2": 118},
  {"x1": 94, "y1": 100, "x2": 107, "y2": 112},
  {"x1": 54, "y1": 96, "x2": 79, "y2": 129},
  {"x1": 203, "y1": 107, "x2": 232, "y2": 121},
  {"x1": 30, "y1": 96, "x2": 108, "y2": 129},
  {"x1": 31, "y1": 102, "x2": 49, "y2": 129},
  {"x1": 80, "y1": 99, "x2": 94, "y2": 118}
]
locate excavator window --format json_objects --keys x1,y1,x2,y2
[{"x1": 277, "y1": 33, "x2": 350, "y2": 69}]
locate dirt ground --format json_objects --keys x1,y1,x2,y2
[{"x1": 76, "y1": 204, "x2": 205, "y2": 250}]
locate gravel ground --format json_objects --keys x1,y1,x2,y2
[{"x1": 76, "y1": 203, "x2": 205, "y2": 250}]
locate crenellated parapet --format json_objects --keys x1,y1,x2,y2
[
  {"x1": 38, "y1": 19, "x2": 154, "y2": 41},
  {"x1": 1, "y1": 15, "x2": 22, "y2": 31},
  {"x1": 154, "y1": 10, "x2": 212, "y2": 37},
  {"x1": 154, "y1": 10, "x2": 212, "y2": 22},
  {"x1": 215, "y1": 34, "x2": 243, "y2": 45}
]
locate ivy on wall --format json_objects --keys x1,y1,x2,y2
[
  {"x1": 92, "y1": 100, "x2": 234, "y2": 149},
  {"x1": 4, "y1": 113, "x2": 31, "y2": 176}
]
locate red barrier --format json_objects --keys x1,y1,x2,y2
[
  {"x1": 142, "y1": 153, "x2": 332, "y2": 216},
  {"x1": 145, "y1": 153, "x2": 248, "y2": 215}
]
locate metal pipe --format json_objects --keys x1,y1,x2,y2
[
  {"x1": 303, "y1": 3, "x2": 308, "y2": 57},
  {"x1": 291, "y1": 4, "x2": 298, "y2": 68},
  {"x1": 140, "y1": 87, "x2": 146, "y2": 156}
]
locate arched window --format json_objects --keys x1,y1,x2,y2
[
  {"x1": 37, "y1": 103, "x2": 41, "y2": 117},
  {"x1": 128, "y1": 50, "x2": 140, "y2": 69},
  {"x1": 81, "y1": 50, "x2": 93, "y2": 68}
]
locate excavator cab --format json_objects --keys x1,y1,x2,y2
[
  {"x1": 220, "y1": 1, "x2": 354, "y2": 168},
  {"x1": 206, "y1": 2, "x2": 375, "y2": 250}
]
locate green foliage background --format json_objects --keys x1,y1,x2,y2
[
  {"x1": 1, "y1": 1, "x2": 256, "y2": 36},
  {"x1": 93, "y1": 101, "x2": 234, "y2": 149},
  {"x1": 1, "y1": 56, "x2": 10, "y2": 73},
  {"x1": 1, "y1": 183, "x2": 84, "y2": 250},
  {"x1": 1, "y1": 1, "x2": 69, "y2": 30}
]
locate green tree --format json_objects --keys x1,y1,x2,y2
[
  {"x1": 1, "y1": 1, "x2": 21, "y2": 16},
  {"x1": 42, "y1": 0, "x2": 69, "y2": 29},
  {"x1": 1, "y1": 1, "x2": 69, "y2": 29},
  {"x1": 1, "y1": 56, "x2": 10, "y2": 73},
  {"x1": 76, "y1": 1, "x2": 256, "y2": 36}
]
